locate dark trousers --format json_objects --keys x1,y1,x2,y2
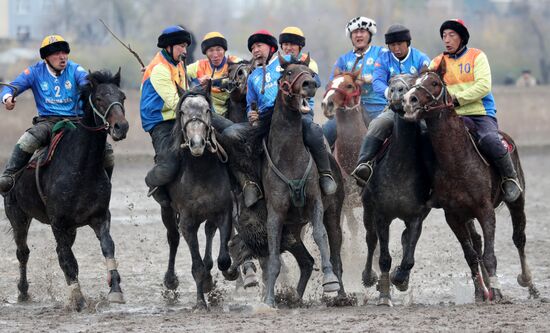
[
  {"x1": 145, "y1": 120, "x2": 180, "y2": 187},
  {"x1": 462, "y1": 115, "x2": 506, "y2": 160}
]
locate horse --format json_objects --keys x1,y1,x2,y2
[
  {"x1": 224, "y1": 60, "x2": 252, "y2": 123},
  {"x1": 166, "y1": 87, "x2": 234, "y2": 309},
  {"x1": 321, "y1": 69, "x2": 369, "y2": 251},
  {"x1": 260, "y1": 53, "x2": 341, "y2": 307},
  {"x1": 402, "y1": 61, "x2": 539, "y2": 301},
  {"x1": 3, "y1": 69, "x2": 129, "y2": 311},
  {"x1": 360, "y1": 74, "x2": 432, "y2": 306}
]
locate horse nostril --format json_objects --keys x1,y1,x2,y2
[{"x1": 411, "y1": 96, "x2": 418, "y2": 104}]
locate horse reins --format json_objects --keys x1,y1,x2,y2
[
  {"x1": 227, "y1": 63, "x2": 250, "y2": 93},
  {"x1": 80, "y1": 93, "x2": 125, "y2": 131}
]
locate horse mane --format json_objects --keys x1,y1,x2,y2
[
  {"x1": 79, "y1": 69, "x2": 121, "y2": 105},
  {"x1": 171, "y1": 86, "x2": 213, "y2": 153}
]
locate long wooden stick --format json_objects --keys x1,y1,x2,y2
[{"x1": 99, "y1": 19, "x2": 145, "y2": 68}]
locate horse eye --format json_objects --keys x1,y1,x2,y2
[
  {"x1": 347, "y1": 84, "x2": 354, "y2": 89},
  {"x1": 287, "y1": 70, "x2": 292, "y2": 76},
  {"x1": 432, "y1": 81, "x2": 438, "y2": 86}
]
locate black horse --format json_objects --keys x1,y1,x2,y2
[
  {"x1": 224, "y1": 59, "x2": 252, "y2": 123},
  {"x1": 3, "y1": 69, "x2": 129, "y2": 311},
  {"x1": 166, "y1": 88, "x2": 233, "y2": 309},
  {"x1": 361, "y1": 74, "x2": 432, "y2": 306}
]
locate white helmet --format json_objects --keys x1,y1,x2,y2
[{"x1": 345, "y1": 16, "x2": 377, "y2": 38}]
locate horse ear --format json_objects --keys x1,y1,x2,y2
[
  {"x1": 419, "y1": 65, "x2": 429, "y2": 75},
  {"x1": 176, "y1": 85, "x2": 185, "y2": 98},
  {"x1": 113, "y1": 67, "x2": 122, "y2": 87},
  {"x1": 205, "y1": 79, "x2": 212, "y2": 100},
  {"x1": 303, "y1": 52, "x2": 310, "y2": 66},
  {"x1": 88, "y1": 70, "x2": 97, "y2": 88},
  {"x1": 278, "y1": 51, "x2": 288, "y2": 68},
  {"x1": 333, "y1": 68, "x2": 341, "y2": 77}
]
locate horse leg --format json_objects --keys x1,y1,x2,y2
[
  {"x1": 264, "y1": 206, "x2": 284, "y2": 307},
  {"x1": 311, "y1": 199, "x2": 340, "y2": 294},
  {"x1": 506, "y1": 197, "x2": 539, "y2": 298},
  {"x1": 6, "y1": 203, "x2": 32, "y2": 302},
  {"x1": 216, "y1": 211, "x2": 233, "y2": 272},
  {"x1": 362, "y1": 210, "x2": 379, "y2": 287},
  {"x1": 51, "y1": 225, "x2": 87, "y2": 311},
  {"x1": 391, "y1": 215, "x2": 425, "y2": 292},
  {"x1": 90, "y1": 215, "x2": 125, "y2": 304},
  {"x1": 180, "y1": 217, "x2": 208, "y2": 309},
  {"x1": 161, "y1": 206, "x2": 180, "y2": 290},
  {"x1": 202, "y1": 220, "x2": 216, "y2": 293},
  {"x1": 375, "y1": 216, "x2": 393, "y2": 307},
  {"x1": 466, "y1": 219, "x2": 490, "y2": 286},
  {"x1": 324, "y1": 205, "x2": 346, "y2": 297},
  {"x1": 477, "y1": 209, "x2": 502, "y2": 302},
  {"x1": 445, "y1": 213, "x2": 486, "y2": 303},
  {"x1": 286, "y1": 227, "x2": 314, "y2": 298}
]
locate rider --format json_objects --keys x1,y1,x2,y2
[
  {"x1": 352, "y1": 24, "x2": 430, "y2": 185},
  {"x1": 140, "y1": 25, "x2": 191, "y2": 206},
  {"x1": 0, "y1": 35, "x2": 115, "y2": 193},
  {"x1": 323, "y1": 16, "x2": 386, "y2": 146},
  {"x1": 222, "y1": 30, "x2": 337, "y2": 207},
  {"x1": 429, "y1": 19, "x2": 522, "y2": 203},
  {"x1": 187, "y1": 31, "x2": 241, "y2": 116}
]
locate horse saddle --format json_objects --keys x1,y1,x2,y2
[{"x1": 26, "y1": 120, "x2": 76, "y2": 169}]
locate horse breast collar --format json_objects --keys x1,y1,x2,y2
[{"x1": 262, "y1": 138, "x2": 313, "y2": 208}]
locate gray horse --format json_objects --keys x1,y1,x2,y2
[{"x1": 167, "y1": 88, "x2": 233, "y2": 309}]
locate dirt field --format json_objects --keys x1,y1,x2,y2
[{"x1": 0, "y1": 90, "x2": 549, "y2": 332}]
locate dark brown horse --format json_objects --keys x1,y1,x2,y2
[
  {"x1": 224, "y1": 60, "x2": 252, "y2": 123},
  {"x1": 402, "y1": 62, "x2": 539, "y2": 301},
  {"x1": 261, "y1": 54, "x2": 341, "y2": 307},
  {"x1": 3, "y1": 70, "x2": 129, "y2": 311},
  {"x1": 321, "y1": 69, "x2": 369, "y2": 246}
]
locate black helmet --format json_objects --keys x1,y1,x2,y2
[{"x1": 385, "y1": 24, "x2": 411, "y2": 45}]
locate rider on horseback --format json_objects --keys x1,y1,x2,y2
[
  {"x1": 140, "y1": 25, "x2": 191, "y2": 206},
  {"x1": 322, "y1": 16, "x2": 386, "y2": 147},
  {"x1": 0, "y1": 35, "x2": 114, "y2": 193},
  {"x1": 222, "y1": 30, "x2": 337, "y2": 207},
  {"x1": 430, "y1": 19, "x2": 522, "y2": 203},
  {"x1": 187, "y1": 31, "x2": 242, "y2": 116},
  {"x1": 352, "y1": 24, "x2": 430, "y2": 185}
]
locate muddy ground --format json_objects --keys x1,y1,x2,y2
[{"x1": 0, "y1": 93, "x2": 549, "y2": 332}]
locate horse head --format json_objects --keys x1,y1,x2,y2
[
  {"x1": 321, "y1": 68, "x2": 363, "y2": 118},
  {"x1": 83, "y1": 68, "x2": 129, "y2": 141},
  {"x1": 174, "y1": 87, "x2": 213, "y2": 156},
  {"x1": 277, "y1": 52, "x2": 317, "y2": 114},
  {"x1": 226, "y1": 59, "x2": 252, "y2": 100},
  {"x1": 403, "y1": 59, "x2": 452, "y2": 121},
  {"x1": 387, "y1": 73, "x2": 417, "y2": 115}
]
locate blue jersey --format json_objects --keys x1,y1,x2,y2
[
  {"x1": 0, "y1": 60, "x2": 88, "y2": 117},
  {"x1": 246, "y1": 55, "x2": 314, "y2": 115},
  {"x1": 329, "y1": 45, "x2": 387, "y2": 109},
  {"x1": 373, "y1": 47, "x2": 430, "y2": 98}
]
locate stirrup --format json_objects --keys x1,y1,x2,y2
[
  {"x1": 147, "y1": 186, "x2": 159, "y2": 197},
  {"x1": 243, "y1": 180, "x2": 263, "y2": 200},
  {"x1": 351, "y1": 161, "x2": 374, "y2": 186},
  {"x1": 501, "y1": 177, "x2": 523, "y2": 193}
]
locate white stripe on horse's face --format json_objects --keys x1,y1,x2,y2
[{"x1": 322, "y1": 76, "x2": 345, "y2": 104}]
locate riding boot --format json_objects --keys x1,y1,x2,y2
[
  {"x1": 493, "y1": 152, "x2": 523, "y2": 203},
  {"x1": 232, "y1": 168, "x2": 263, "y2": 208},
  {"x1": 351, "y1": 136, "x2": 384, "y2": 186},
  {"x1": 0, "y1": 145, "x2": 33, "y2": 193},
  {"x1": 147, "y1": 185, "x2": 171, "y2": 207},
  {"x1": 104, "y1": 143, "x2": 115, "y2": 181},
  {"x1": 308, "y1": 141, "x2": 337, "y2": 195}
]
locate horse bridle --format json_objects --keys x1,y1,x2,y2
[
  {"x1": 87, "y1": 92, "x2": 125, "y2": 131},
  {"x1": 410, "y1": 72, "x2": 453, "y2": 113},
  {"x1": 323, "y1": 74, "x2": 362, "y2": 111},
  {"x1": 226, "y1": 62, "x2": 250, "y2": 93},
  {"x1": 279, "y1": 69, "x2": 313, "y2": 98}
]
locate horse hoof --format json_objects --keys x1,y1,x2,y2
[
  {"x1": 490, "y1": 288, "x2": 503, "y2": 303},
  {"x1": 108, "y1": 291, "x2": 126, "y2": 304},
  {"x1": 193, "y1": 301, "x2": 208, "y2": 312},
  {"x1": 390, "y1": 268, "x2": 409, "y2": 292},
  {"x1": 377, "y1": 296, "x2": 393, "y2": 307},
  {"x1": 362, "y1": 270, "x2": 378, "y2": 287},
  {"x1": 203, "y1": 275, "x2": 214, "y2": 293},
  {"x1": 17, "y1": 293, "x2": 30, "y2": 302},
  {"x1": 222, "y1": 268, "x2": 240, "y2": 281},
  {"x1": 164, "y1": 274, "x2": 179, "y2": 290},
  {"x1": 243, "y1": 272, "x2": 259, "y2": 289},
  {"x1": 323, "y1": 281, "x2": 341, "y2": 293},
  {"x1": 517, "y1": 274, "x2": 531, "y2": 288}
]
